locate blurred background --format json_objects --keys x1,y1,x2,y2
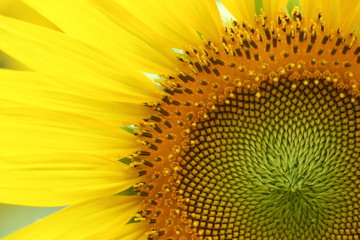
[{"x1": 0, "y1": 205, "x2": 63, "y2": 237}]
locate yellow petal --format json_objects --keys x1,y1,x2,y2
[
  {"x1": 84, "y1": 222, "x2": 149, "y2": 240},
  {"x1": 262, "y1": 0, "x2": 288, "y2": 20},
  {"x1": 0, "y1": 154, "x2": 138, "y2": 206},
  {"x1": 0, "y1": 105, "x2": 140, "y2": 206},
  {"x1": 299, "y1": 0, "x2": 359, "y2": 34},
  {"x1": 89, "y1": 0, "x2": 192, "y2": 50},
  {"x1": 1, "y1": 107, "x2": 138, "y2": 157},
  {"x1": 22, "y1": 0, "x2": 179, "y2": 74},
  {"x1": 0, "y1": 0, "x2": 12, "y2": 11},
  {"x1": 0, "y1": 70, "x2": 151, "y2": 125},
  {"x1": 221, "y1": 0, "x2": 256, "y2": 25},
  {"x1": 296, "y1": 0, "x2": 318, "y2": 24},
  {"x1": 113, "y1": 0, "x2": 222, "y2": 46},
  {"x1": 1, "y1": 0, "x2": 59, "y2": 30},
  {"x1": 340, "y1": 1, "x2": 360, "y2": 34},
  {"x1": 319, "y1": 0, "x2": 359, "y2": 34},
  {"x1": 3, "y1": 196, "x2": 143, "y2": 239},
  {"x1": 0, "y1": 17, "x2": 161, "y2": 102}
]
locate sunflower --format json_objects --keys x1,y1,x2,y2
[
  {"x1": 1, "y1": 0, "x2": 359, "y2": 239},
  {"x1": 0, "y1": 0, "x2": 59, "y2": 70}
]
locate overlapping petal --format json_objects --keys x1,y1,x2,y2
[
  {"x1": 21, "y1": 0, "x2": 180, "y2": 74},
  {"x1": 3, "y1": 196, "x2": 143, "y2": 239},
  {"x1": 0, "y1": 70, "x2": 152, "y2": 125},
  {"x1": 0, "y1": 17, "x2": 161, "y2": 102},
  {"x1": 105, "y1": 0, "x2": 223, "y2": 46},
  {"x1": 221, "y1": 0, "x2": 257, "y2": 25},
  {"x1": 0, "y1": 103, "x2": 140, "y2": 206},
  {"x1": 0, "y1": 153, "x2": 138, "y2": 206},
  {"x1": 299, "y1": 0, "x2": 360, "y2": 34}
]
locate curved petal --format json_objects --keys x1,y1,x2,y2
[
  {"x1": 299, "y1": 0, "x2": 360, "y2": 34},
  {"x1": 0, "y1": 17, "x2": 161, "y2": 102},
  {"x1": 1, "y1": 107, "x2": 138, "y2": 157},
  {"x1": 287, "y1": 0, "x2": 359, "y2": 35},
  {"x1": 109, "y1": 0, "x2": 223, "y2": 46},
  {"x1": 295, "y1": 0, "x2": 317, "y2": 24},
  {"x1": 1, "y1": 97, "x2": 141, "y2": 206},
  {"x1": 221, "y1": 0, "x2": 257, "y2": 25},
  {"x1": 0, "y1": 154, "x2": 139, "y2": 206},
  {"x1": 0, "y1": 70, "x2": 152, "y2": 125},
  {"x1": 3, "y1": 196, "x2": 143, "y2": 239},
  {"x1": 22, "y1": 0, "x2": 179, "y2": 74},
  {"x1": 262, "y1": 0, "x2": 288, "y2": 20},
  {"x1": 89, "y1": 0, "x2": 194, "y2": 49},
  {"x1": 84, "y1": 222, "x2": 149, "y2": 240},
  {"x1": 1, "y1": 0, "x2": 59, "y2": 30}
]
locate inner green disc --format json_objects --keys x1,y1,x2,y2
[{"x1": 176, "y1": 78, "x2": 360, "y2": 239}]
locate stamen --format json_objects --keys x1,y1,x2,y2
[{"x1": 132, "y1": 8, "x2": 360, "y2": 239}]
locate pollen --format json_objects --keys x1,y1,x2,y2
[{"x1": 131, "y1": 7, "x2": 359, "y2": 240}]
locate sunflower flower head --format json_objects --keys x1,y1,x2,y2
[
  {"x1": 131, "y1": 1, "x2": 359, "y2": 239},
  {"x1": 0, "y1": 0, "x2": 359, "y2": 240}
]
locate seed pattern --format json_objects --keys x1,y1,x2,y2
[
  {"x1": 130, "y1": 7, "x2": 360, "y2": 240},
  {"x1": 174, "y1": 78, "x2": 360, "y2": 239}
]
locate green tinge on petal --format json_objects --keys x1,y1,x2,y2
[
  {"x1": 286, "y1": 0, "x2": 302, "y2": 14},
  {"x1": 255, "y1": 0, "x2": 264, "y2": 16}
]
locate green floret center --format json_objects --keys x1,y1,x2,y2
[{"x1": 176, "y1": 77, "x2": 359, "y2": 239}]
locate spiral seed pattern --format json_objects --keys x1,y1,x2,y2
[{"x1": 175, "y1": 78, "x2": 360, "y2": 239}]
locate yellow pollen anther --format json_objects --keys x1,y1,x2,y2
[
  {"x1": 297, "y1": 64, "x2": 303, "y2": 70},
  {"x1": 146, "y1": 231, "x2": 158, "y2": 236},
  {"x1": 134, "y1": 216, "x2": 146, "y2": 221},
  {"x1": 235, "y1": 80, "x2": 242, "y2": 87},
  {"x1": 137, "y1": 14, "x2": 360, "y2": 239},
  {"x1": 320, "y1": 60, "x2": 328, "y2": 65},
  {"x1": 261, "y1": 64, "x2": 268, "y2": 70},
  {"x1": 248, "y1": 70, "x2": 255, "y2": 77},
  {"x1": 229, "y1": 93, "x2": 236, "y2": 99},
  {"x1": 278, "y1": 67, "x2": 286, "y2": 75},
  {"x1": 163, "y1": 168, "x2": 171, "y2": 176},
  {"x1": 287, "y1": 63, "x2": 295, "y2": 70},
  {"x1": 133, "y1": 182, "x2": 144, "y2": 188},
  {"x1": 223, "y1": 75, "x2": 230, "y2": 81},
  {"x1": 346, "y1": 72, "x2": 354, "y2": 78}
]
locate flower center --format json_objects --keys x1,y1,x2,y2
[
  {"x1": 173, "y1": 78, "x2": 360, "y2": 239},
  {"x1": 131, "y1": 8, "x2": 359, "y2": 240}
]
